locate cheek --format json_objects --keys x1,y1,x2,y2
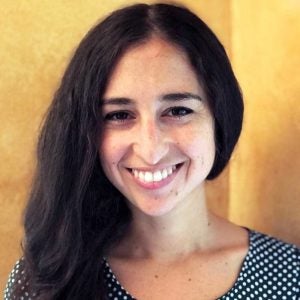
[
  {"x1": 179, "y1": 125, "x2": 215, "y2": 167},
  {"x1": 99, "y1": 133, "x2": 124, "y2": 174}
]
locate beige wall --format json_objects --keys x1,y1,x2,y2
[
  {"x1": 229, "y1": 0, "x2": 300, "y2": 244},
  {"x1": 0, "y1": 0, "x2": 299, "y2": 290}
]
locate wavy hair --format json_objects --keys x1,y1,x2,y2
[{"x1": 19, "y1": 3, "x2": 243, "y2": 299}]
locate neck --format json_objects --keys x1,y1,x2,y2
[{"x1": 114, "y1": 186, "x2": 219, "y2": 262}]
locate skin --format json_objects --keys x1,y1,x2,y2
[{"x1": 99, "y1": 37, "x2": 249, "y2": 299}]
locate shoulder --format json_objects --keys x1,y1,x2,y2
[
  {"x1": 249, "y1": 229, "x2": 300, "y2": 263},
  {"x1": 220, "y1": 228, "x2": 299, "y2": 299},
  {"x1": 246, "y1": 229, "x2": 299, "y2": 295},
  {"x1": 4, "y1": 257, "x2": 37, "y2": 300}
]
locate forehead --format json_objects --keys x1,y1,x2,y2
[
  {"x1": 125, "y1": 37, "x2": 186, "y2": 60},
  {"x1": 103, "y1": 37, "x2": 204, "y2": 100}
]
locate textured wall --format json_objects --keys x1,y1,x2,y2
[
  {"x1": 229, "y1": 0, "x2": 300, "y2": 245},
  {"x1": 1, "y1": 0, "x2": 299, "y2": 292}
]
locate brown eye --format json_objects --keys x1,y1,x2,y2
[
  {"x1": 104, "y1": 111, "x2": 133, "y2": 121},
  {"x1": 165, "y1": 107, "x2": 193, "y2": 117}
]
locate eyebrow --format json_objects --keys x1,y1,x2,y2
[
  {"x1": 161, "y1": 92, "x2": 202, "y2": 102},
  {"x1": 102, "y1": 92, "x2": 203, "y2": 105},
  {"x1": 102, "y1": 97, "x2": 132, "y2": 105}
]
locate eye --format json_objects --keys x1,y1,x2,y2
[
  {"x1": 164, "y1": 106, "x2": 194, "y2": 118},
  {"x1": 104, "y1": 111, "x2": 134, "y2": 122}
]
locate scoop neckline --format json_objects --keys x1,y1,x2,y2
[
  {"x1": 218, "y1": 227, "x2": 253, "y2": 298},
  {"x1": 103, "y1": 227, "x2": 254, "y2": 300}
]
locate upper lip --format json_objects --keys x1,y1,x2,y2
[{"x1": 126, "y1": 163, "x2": 183, "y2": 172}]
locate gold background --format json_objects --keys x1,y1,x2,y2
[{"x1": 1, "y1": 0, "x2": 300, "y2": 290}]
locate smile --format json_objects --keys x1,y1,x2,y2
[
  {"x1": 127, "y1": 163, "x2": 183, "y2": 189},
  {"x1": 132, "y1": 165, "x2": 177, "y2": 183}
]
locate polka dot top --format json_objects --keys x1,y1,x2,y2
[{"x1": 4, "y1": 229, "x2": 300, "y2": 299}]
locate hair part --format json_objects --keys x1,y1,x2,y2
[{"x1": 18, "y1": 3, "x2": 243, "y2": 299}]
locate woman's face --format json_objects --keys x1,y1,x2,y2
[{"x1": 99, "y1": 37, "x2": 215, "y2": 217}]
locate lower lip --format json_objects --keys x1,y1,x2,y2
[{"x1": 128, "y1": 165, "x2": 182, "y2": 190}]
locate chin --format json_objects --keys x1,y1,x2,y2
[{"x1": 127, "y1": 194, "x2": 183, "y2": 218}]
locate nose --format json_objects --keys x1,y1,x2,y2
[{"x1": 133, "y1": 118, "x2": 169, "y2": 165}]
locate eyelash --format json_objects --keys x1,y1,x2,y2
[
  {"x1": 104, "y1": 111, "x2": 133, "y2": 122},
  {"x1": 164, "y1": 106, "x2": 193, "y2": 118},
  {"x1": 104, "y1": 106, "x2": 194, "y2": 123}
]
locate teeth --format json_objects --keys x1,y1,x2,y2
[
  {"x1": 153, "y1": 171, "x2": 163, "y2": 182},
  {"x1": 138, "y1": 171, "x2": 145, "y2": 181},
  {"x1": 132, "y1": 165, "x2": 178, "y2": 183},
  {"x1": 144, "y1": 172, "x2": 153, "y2": 182}
]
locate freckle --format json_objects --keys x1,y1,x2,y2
[
  {"x1": 188, "y1": 278, "x2": 192, "y2": 282},
  {"x1": 154, "y1": 274, "x2": 159, "y2": 279},
  {"x1": 208, "y1": 222, "x2": 211, "y2": 226}
]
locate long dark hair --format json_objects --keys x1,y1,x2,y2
[{"x1": 19, "y1": 3, "x2": 243, "y2": 299}]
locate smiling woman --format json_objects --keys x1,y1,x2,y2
[{"x1": 4, "y1": 2, "x2": 300, "y2": 300}]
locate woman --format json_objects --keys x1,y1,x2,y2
[{"x1": 4, "y1": 3, "x2": 299, "y2": 300}]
